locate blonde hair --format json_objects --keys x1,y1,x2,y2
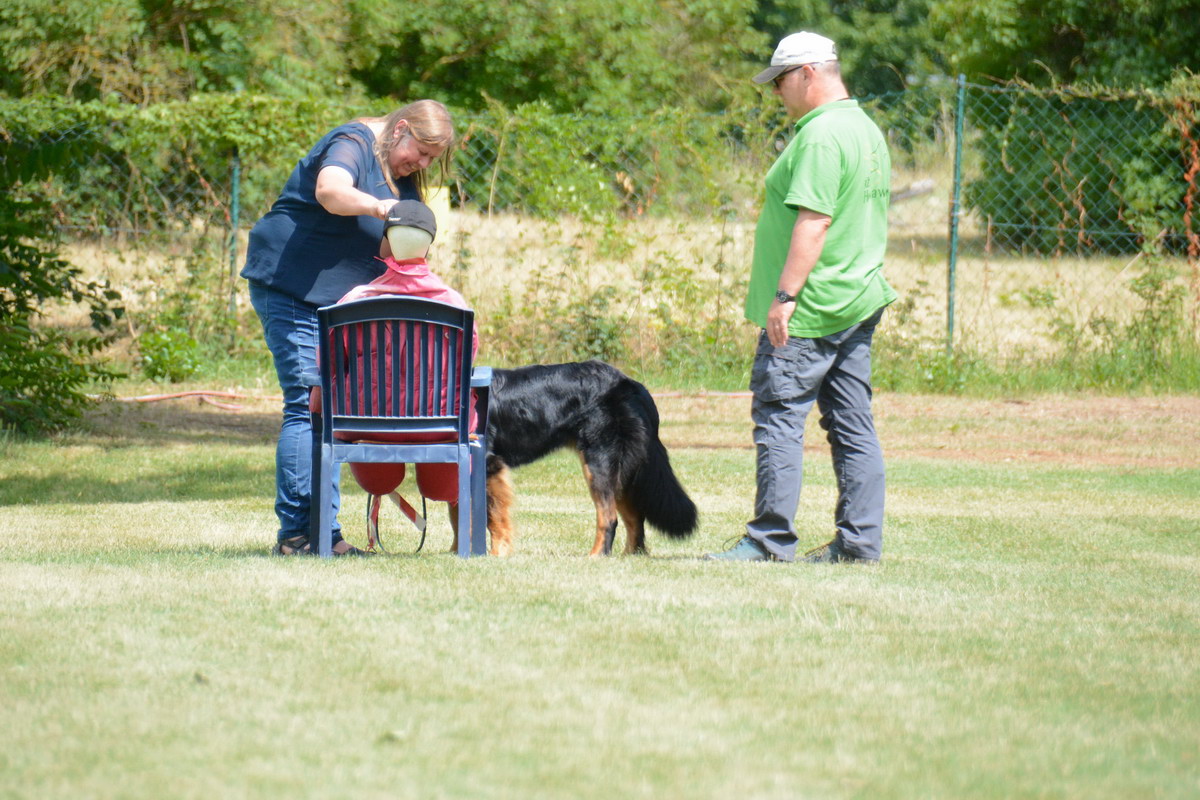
[{"x1": 370, "y1": 99, "x2": 455, "y2": 201}]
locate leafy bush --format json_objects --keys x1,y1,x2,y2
[
  {"x1": 0, "y1": 190, "x2": 123, "y2": 434},
  {"x1": 138, "y1": 328, "x2": 202, "y2": 383},
  {"x1": 0, "y1": 94, "x2": 350, "y2": 236},
  {"x1": 1, "y1": 94, "x2": 773, "y2": 233},
  {"x1": 454, "y1": 102, "x2": 769, "y2": 220},
  {"x1": 1059, "y1": 261, "x2": 1200, "y2": 390}
]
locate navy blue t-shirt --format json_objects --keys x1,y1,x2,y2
[{"x1": 241, "y1": 121, "x2": 419, "y2": 306}]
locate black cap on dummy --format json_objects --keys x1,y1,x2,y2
[{"x1": 385, "y1": 200, "x2": 437, "y2": 242}]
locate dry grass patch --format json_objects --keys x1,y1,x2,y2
[{"x1": 57, "y1": 208, "x2": 1196, "y2": 359}]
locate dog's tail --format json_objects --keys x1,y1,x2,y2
[{"x1": 617, "y1": 379, "x2": 698, "y2": 538}]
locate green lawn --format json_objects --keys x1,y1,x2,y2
[{"x1": 1, "y1": 392, "x2": 1198, "y2": 799}]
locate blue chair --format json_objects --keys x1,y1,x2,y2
[{"x1": 307, "y1": 296, "x2": 491, "y2": 558}]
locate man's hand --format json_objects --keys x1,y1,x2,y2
[{"x1": 767, "y1": 297, "x2": 795, "y2": 347}]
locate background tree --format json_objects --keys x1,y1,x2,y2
[
  {"x1": 0, "y1": 0, "x2": 364, "y2": 104},
  {"x1": 928, "y1": 0, "x2": 1200, "y2": 87},
  {"x1": 5, "y1": 0, "x2": 1200, "y2": 108},
  {"x1": 0, "y1": 133, "x2": 123, "y2": 433},
  {"x1": 345, "y1": 0, "x2": 765, "y2": 113},
  {"x1": 750, "y1": 0, "x2": 942, "y2": 96},
  {"x1": 0, "y1": 0, "x2": 766, "y2": 111}
]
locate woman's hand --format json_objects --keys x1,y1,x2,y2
[{"x1": 373, "y1": 199, "x2": 399, "y2": 220}]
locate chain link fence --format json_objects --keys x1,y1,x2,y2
[
  {"x1": 945, "y1": 80, "x2": 1198, "y2": 356},
  {"x1": 4, "y1": 82, "x2": 1197, "y2": 360}
]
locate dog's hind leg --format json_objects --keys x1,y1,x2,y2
[
  {"x1": 617, "y1": 497, "x2": 646, "y2": 555},
  {"x1": 487, "y1": 465, "x2": 516, "y2": 557},
  {"x1": 578, "y1": 454, "x2": 619, "y2": 556}
]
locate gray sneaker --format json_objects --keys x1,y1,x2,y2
[
  {"x1": 705, "y1": 536, "x2": 774, "y2": 561},
  {"x1": 800, "y1": 539, "x2": 877, "y2": 564}
]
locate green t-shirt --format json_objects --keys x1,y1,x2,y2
[{"x1": 745, "y1": 99, "x2": 897, "y2": 337}]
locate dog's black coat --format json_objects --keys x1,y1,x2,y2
[{"x1": 486, "y1": 360, "x2": 698, "y2": 545}]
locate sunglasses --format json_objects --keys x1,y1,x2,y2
[{"x1": 772, "y1": 66, "x2": 802, "y2": 88}]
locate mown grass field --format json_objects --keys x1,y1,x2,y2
[{"x1": 2, "y1": 388, "x2": 1198, "y2": 799}]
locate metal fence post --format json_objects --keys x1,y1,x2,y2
[{"x1": 946, "y1": 74, "x2": 966, "y2": 355}]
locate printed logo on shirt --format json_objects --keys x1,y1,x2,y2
[{"x1": 862, "y1": 143, "x2": 889, "y2": 201}]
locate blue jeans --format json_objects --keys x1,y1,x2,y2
[
  {"x1": 248, "y1": 282, "x2": 342, "y2": 543},
  {"x1": 747, "y1": 307, "x2": 886, "y2": 561}
]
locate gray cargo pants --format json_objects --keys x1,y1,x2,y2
[{"x1": 747, "y1": 306, "x2": 886, "y2": 561}]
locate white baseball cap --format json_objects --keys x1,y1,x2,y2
[{"x1": 752, "y1": 31, "x2": 838, "y2": 84}]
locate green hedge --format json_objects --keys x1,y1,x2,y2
[{"x1": 0, "y1": 94, "x2": 778, "y2": 232}]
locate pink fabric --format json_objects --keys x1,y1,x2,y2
[{"x1": 340, "y1": 257, "x2": 473, "y2": 314}]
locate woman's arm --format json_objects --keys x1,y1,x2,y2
[{"x1": 314, "y1": 165, "x2": 397, "y2": 220}]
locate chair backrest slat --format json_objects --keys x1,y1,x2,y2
[
  {"x1": 347, "y1": 323, "x2": 361, "y2": 415},
  {"x1": 370, "y1": 321, "x2": 383, "y2": 415},
  {"x1": 389, "y1": 321, "x2": 401, "y2": 416},
  {"x1": 416, "y1": 322, "x2": 427, "y2": 417},
  {"x1": 403, "y1": 320, "x2": 415, "y2": 417},
  {"x1": 444, "y1": 331, "x2": 451, "y2": 419},
  {"x1": 434, "y1": 328, "x2": 445, "y2": 416},
  {"x1": 333, "y1": 324, "x2": 347, "y2": 415}
]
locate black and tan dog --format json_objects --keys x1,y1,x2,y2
[{"x1": 477, "y1": 360, "x2": 698, "y2": 556}]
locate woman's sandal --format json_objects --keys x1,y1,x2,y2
[
  {"x1": 272, "y1": 535, "x2": 370, "y2": 557},
  {"x1": 272, "y1": 535, "x2": 310, "y2": 555}
]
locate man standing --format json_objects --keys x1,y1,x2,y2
[{"x1": 708, "y1": 31, "x2": 895, "y2": 563}]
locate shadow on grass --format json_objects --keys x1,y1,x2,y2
[
  {"x1": 32, "y1": 544, "x2": 476, "y2": 562},
  {"x1": 0, "y1": 461, "x2": 274, "y2": 506},
  {"x1": 0, "y1": 399, "x2": 280, "y2": 506},
  {"x1": 77, "y1": 399, "x2": 280, "y2": 447}
]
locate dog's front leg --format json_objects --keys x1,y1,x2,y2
[{"x1": 486, "y1": 466, "x2": 515, "y2": 557}]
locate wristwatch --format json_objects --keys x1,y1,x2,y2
[{"x1": 775, "y1": 289, "x2": 796, "y2": 303}]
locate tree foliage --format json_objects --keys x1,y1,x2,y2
[
  {"x1": 752, "y1": 0, "x2": 942, "y2": 95},
  {"x1": 0, "y1": 0, "x2": 766, "y2": 112},
  {"x1": 929, "y1": 0, "x2": 1200, "y2": 88},
  {"x1": 345, "y1": 0, "x2": 765, "y2": 113},
  {"x1": 4, "y1": 0, "x2": 1197, "y2": 107},
  {"x1": 0, "y1": 186, "x2": 123, "y2": 434},
  {"x1": 0, "y1": 0, "x2": 366, "y2": 103}
]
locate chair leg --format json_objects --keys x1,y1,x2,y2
[
  {"x1": 470, "y1": 438, "x2": 488, "y2": 556},
  {"x1": 312, "y1": 444, "x2": 335, "y2": 558},
  {"x1": 456, "y1": 445, "x2": 474, "y2": 558}
]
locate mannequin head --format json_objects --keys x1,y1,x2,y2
[{"x1": 386, "y1": 225, "x2": 434, "y2": 259}]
